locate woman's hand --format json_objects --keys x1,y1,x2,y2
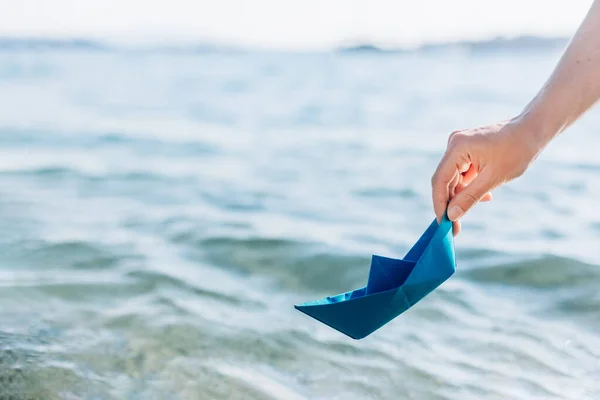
[
  {"x1": 430, "y1": 0, "x2": 600, "y2": 235},
  {"x1": 431, "y1": 119, "x2": 545, "y2": 235}
]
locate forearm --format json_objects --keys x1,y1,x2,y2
[{"x1": 516, "y1": 0, "x2": 600, "y2": 144}]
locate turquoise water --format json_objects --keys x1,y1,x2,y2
[{"x1": 1, "y1": 46, "x2": 600, "y2": 399}]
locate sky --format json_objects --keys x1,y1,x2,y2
[{"x1": 0, "y1": 0, "x2": 595, "y2": 49}]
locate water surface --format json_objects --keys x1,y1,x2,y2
[{"x1": 0, "y1": 46, "x2": 599, "y2": 399}]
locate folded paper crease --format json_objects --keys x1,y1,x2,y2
[{"x1": 294, "y1": 215, "x2": 456, "y2": 339}]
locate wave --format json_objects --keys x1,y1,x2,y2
[
  {"x1": 354, "y1": 187, "x2": 419, "y2": 199},
  {"x1": 0, "y1": 166, "x2": 194, "y2": 187},
  {"x1": 0, "y1": 131, "x2": 219, "y2": 156},
  {"x1": 462, "y1": 254, "x2": 600, "y2": 289},
  {"x1": 177, "y1": 235, "x2": 371, "y2": 294},
  {"x1": 0, "y1": 239, "x2": 142, "y2": 271},
  {"x1": 126, "y1": 270, "x2": 265, "y2": 309}
]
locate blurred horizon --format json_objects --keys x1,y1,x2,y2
[
  {"x1": 0, "y1": 34, "x2": 571, "y2": 54},
  {"x1": 0, "y1": 0, "x2": 593, "y2": 50}
]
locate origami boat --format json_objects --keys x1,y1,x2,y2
[{"x1": 294, "y1": 214, "x2": 456, "y2": 339}]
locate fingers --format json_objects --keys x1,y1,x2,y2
[
  {"x1": 461, "y1": 164, "x2": 477, "y2": 186},
  {"x1": 447, "y1": 170, "x2": 494, "y2": 221},
  {"x1": 455, "y1": 181, "x2": 492, "y2": 202},
  {"x1": 431, "y1": 147, "x2": 469, "y2": 222},
  {"x1": 431, "y1": 156, "x2": 454, "y2": 222},
  {"x1": 449, "y1": 180, "x2": 491, "y2": 235},
  {"x1": 453, "y1": 219, "x2": 461, "y2": 236},
  {"x1": 448, "y1": 171, "x2": 461, "y2": 199}
]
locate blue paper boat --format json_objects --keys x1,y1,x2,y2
[{"x1": 294, "y1": 214, "x2": 456, "y2": 339}]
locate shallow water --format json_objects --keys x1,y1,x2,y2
[{"x1": 1, "y1": 47, "x2": 600, "y2": 399}]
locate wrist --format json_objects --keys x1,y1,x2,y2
[
  {"x1": 501, "y1": 109, "x2": 559, "y2": 163},
  {"x1": 510, "y1": 101, "x2": 563, "y2": 149}
]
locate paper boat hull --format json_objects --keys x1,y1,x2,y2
[
  {"x1": 294, "y1": 215, "x2": 456, "y2": 339},
  {"x1": 295, "y1": 287, "x2": 410, "y2": 339}
]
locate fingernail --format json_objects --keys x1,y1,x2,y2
[{"x1": 447, "y1": 205, "x2": 464, "y2": 221}]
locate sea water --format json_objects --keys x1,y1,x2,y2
[{"x1": 0, "y1": 44, "x2": 599, "y2": 399}]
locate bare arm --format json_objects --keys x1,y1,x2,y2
[
  {"x1": 432, "y1": 0, "x2": 600, "y2": 235},
  {"x1": 520, "y1": 0, "x2": 600, "y2": 143}
]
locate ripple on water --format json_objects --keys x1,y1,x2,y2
[
  {"x1": 0, "y1": 239, "x2": 142, "y2": 270},
  {"x1": 0, "y1": 130, "x2": 220, "y2": 158},
  {"x1": 191, "y1": 236, "x2": 371, "y2": 294},
  {"x1": 462, "y1": 254, "x2": 600, "y2": 289},
  {"x1": 0, "y1": 166, "x2": 80, "y2": 179},
  {"x1": 0, "y1": 330, "x2": 86, "y2": 399},
  {"x1": 354, "y1": 187, "x2": 419, "y2": 199},
  {"x1": 126, "y1": 269, "x2": 265, "y2": 310}
]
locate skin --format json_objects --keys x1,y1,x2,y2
[{"x1": 432, "y1": 0, "x2": 600, "y2": 235}]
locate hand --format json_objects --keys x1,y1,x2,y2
[{"x1": 431, "y1": 120, "x2": 544, "y2": 235}]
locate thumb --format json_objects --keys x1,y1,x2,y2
[{"x1": 446, "y1": 170, "x2": 494, "y2": 221}]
